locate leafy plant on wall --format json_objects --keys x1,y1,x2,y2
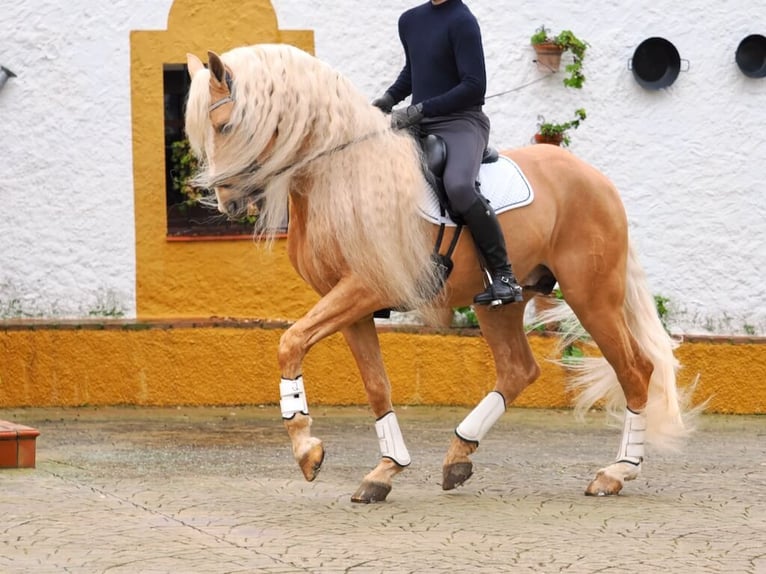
[{"x1": 530, "y1": 26, "x2": 588, "y2": 88}]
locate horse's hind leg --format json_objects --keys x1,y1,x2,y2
[
  {"x1": 557, "y1": 273, "x2": 654, "y2": 496},
  {"x1": 442, "y1": 301, "x2": 541, "y2": 490},
  {"x1": 341, "y1": 317, "x2": 410, "y2": 503}
]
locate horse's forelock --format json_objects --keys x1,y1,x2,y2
[{"x1": 185, "y1": 68, "x2": 212, "y2": 160}]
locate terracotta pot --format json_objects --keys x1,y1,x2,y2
[
  {"x1": 534, "y1": 132, "x2": 564, "y2": 146},
  {"x1": 532, "y1": 42, "x2": 564, "y2": 72}
]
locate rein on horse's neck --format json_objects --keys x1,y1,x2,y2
[
  {"x1": 207, "y1": 91, "x2": 392, "y2": 192},
  {"x1": 269, "y1": 129, "x2": 389, "y2": 181},
  {"x1": 214, "y1": 127, "x2": 391, "y2": 193}
]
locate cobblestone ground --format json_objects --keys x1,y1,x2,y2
[{"x1": 1, "y1": 406, "x2": 764, "y2": 573}]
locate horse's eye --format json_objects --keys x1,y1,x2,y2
[{"x1": 216, "y1": 123, "x2": 232, "y2": 135}]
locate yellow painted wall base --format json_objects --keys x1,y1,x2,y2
[{"x1": 0, "y1": 322, "x2": 764, "y2": 414}]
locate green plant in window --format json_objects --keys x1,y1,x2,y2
[
  {"x1": 170, "y1": 138, "x2": 203, "y2": 205},
  {"x1": 170, "y1": 138, "x2": 258, "y2": 226}
]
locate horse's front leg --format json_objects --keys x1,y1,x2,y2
[
  {"x1": 442, "y1": 303, "x2": 540, "y2": 490},
  {"x1": 278, "y1": 276, "x2": 384, "y2": 483},
  {"x1": 341, "y1": 317, "x2": 410, "y2": 503}
]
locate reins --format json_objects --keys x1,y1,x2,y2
[
  {"x1": 208, "y1": 88, "x2": 391, "y2": 191},
  {"x1": 267, "y1": 128, "x2": 390, "y2": 183},
  {"x1": 206, "y1": 91, "x2": 462, "y2": 283}
]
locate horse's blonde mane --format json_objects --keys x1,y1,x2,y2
[{"x1": 185, "y1": 44, "x2": 440, "y2": 308}]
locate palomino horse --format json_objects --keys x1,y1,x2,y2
[{"x1": 185, "y1": 44, "x2": 691, "y2": 503}]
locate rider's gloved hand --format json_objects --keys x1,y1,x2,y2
[
  {"x1": 371, "y1": 92, "x2": 396, "y2": 114},
  {"x1": 391, "y1": 103, "x2": 424, "y2": 130}
]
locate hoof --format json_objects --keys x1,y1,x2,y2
[
  {"x1": 351, "y1": 481, "x2": 392, "y2": 504},
  {"x1": 298, "y1": 441, "x2": 325, "y2": 482},
  {"x1": 442, "y1": 461, "x2": 473, "y2": 491},
  {"x1": 585, "y1": 470, "x2": 623, "y2": 496}
]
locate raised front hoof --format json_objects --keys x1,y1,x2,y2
[
  {"x1": 442, "y1": 462, "x2": 474, "y2": 491},
  {"x1": 351, "y1": 481, "x2": 392, "y2": 504},
  {"x1": 585, "y1": 470, "x2": 624, "y2": 496},
  {"x1": 298, "y1": 441, "x2": 325, "y2": 482}
]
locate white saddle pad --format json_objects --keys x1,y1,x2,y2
[{"x1": 417, "y1": 155, "x2": 534, "y2": 226}]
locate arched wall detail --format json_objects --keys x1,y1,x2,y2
[{"x1": 130, "y1": 0, "x2": 317, "y2": 319}]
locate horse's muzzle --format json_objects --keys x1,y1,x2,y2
[
  {"x1": 219, "y1": 189, "x2": 263, "y2": 219},
  {"x1": 222, "y1": 199, "x2": 240, "y2": 216}
]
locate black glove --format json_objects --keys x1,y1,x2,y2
[
  {"x1": 391, "y1": 103, "x2": 424, "y2": 130},
  {"x1": 371, "y1": 92, "x2": 396, "y2": 114}
]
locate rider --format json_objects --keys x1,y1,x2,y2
[{"x1": 372, "y1": 0, "x2": 523, "y2": 306}]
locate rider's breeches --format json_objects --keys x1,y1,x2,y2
[{"x1": 420, "y1": 110, "x2": 490, "y2": 214}]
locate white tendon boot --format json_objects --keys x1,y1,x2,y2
[
  {"x1": 616, "y1": 407, "x2": 647, "y2": 466},
  {"x1": 280, "y1": 376, "x2": 309, "y2": 419},
  {"x1": 375, "y1": 411, "x2": 411, "y2": 467},
  {"x1": 590, "y1": 408, "x2": 647, "y2": 494},
  {"x1": 455, "y1": 391, "x2": 506, "y2": 443}
]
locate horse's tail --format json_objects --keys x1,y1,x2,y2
[{"x1": 535, "y1": 242, "x2": 698, "y2": 450}]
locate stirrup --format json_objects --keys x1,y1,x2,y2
[{"x1": 474, "y1": 270, "x2": 523, "y2": 307}]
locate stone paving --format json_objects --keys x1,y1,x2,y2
[{"x1": 0, "y1": 405, "x2": 764, "y2": 573}]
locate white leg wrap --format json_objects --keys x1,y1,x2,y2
[
  {"x1": 455, "y1": 391, "x2": 506, "y2": 444},
  {"x1": 375, "y1": 411, "x2": 411, "y2": 467},
  {"x1": 280, "y1": 376, "x2": 309, "y2": 420},
  {"x1": 616, "y1": 408, "x2": 646, "y2": 465}
]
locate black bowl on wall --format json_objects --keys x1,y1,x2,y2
[
  {"x1": 735, "y1": 34, "x2": 766, "y2": 78},
  {"x1": 630, "y1": 37, "x2": 687, "y2": 89}
]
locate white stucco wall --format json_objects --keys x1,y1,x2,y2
[
  {"x1": 1, "y1": 0, "x2": 764, "y2": 335},
  {"x1": 1, "y1": 0, "x2": 173, "y2": 318}
]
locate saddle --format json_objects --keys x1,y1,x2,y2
[
  {"x1": 373, "y1": 134, "x2": 532, "y2": 318},
  {"x1": 420, "y1": 134, "x2": 499, "y2": 223},
  {"x1": 373, "y1": 136, "x2": 500, "y2": 320}
]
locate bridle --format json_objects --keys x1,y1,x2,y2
[
  {"x1": 208, "y1": 71, "x2": 234, "y2": 112},
  {"x1": 209, "y1": 94, "x2": 234, "y2": 112}
]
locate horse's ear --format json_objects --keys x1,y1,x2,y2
[
  {"x1": 186, "y1": 53, "x2": 204, "y2": 79},
  {"x1": 207, "y1": 51, "x2": 228, "y2": 86}
]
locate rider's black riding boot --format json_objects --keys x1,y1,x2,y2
[{"x1": 461, "y1": 197, "x2": 523, "y2": 307}]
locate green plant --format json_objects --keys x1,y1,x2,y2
[
  {"x1": 453, "y1": 306, "x2": 479, "y2": 328},
  {"x1": 562, "y1": 342, "x2": 585, "y2": 364},
  {"x1": 536, "y1": 108, "x2": 587, "y2": 147},
  {"x1": 531, "y1": 26, "x2": 588, "y2": 88},
  {"x1": 170, "y1": 138, "x2": 258, "y2": 225},
  {"x1": 653, "y1": 294, "x2": 671, "y2": 332},
  {"x1": 88, "y1": 290, "x2": 126, "y2": 318},
  {"x1": 170, "y1": 138, "x2": 203, "y2": 205}
]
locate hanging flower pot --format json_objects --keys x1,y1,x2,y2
[
  {"x1": 530, "y1": 26, "x2": 588, "y2": 88},
  {"x1": 532, "y1": 42, "x2": 565, "y2": 72}
]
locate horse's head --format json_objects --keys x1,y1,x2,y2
[{"x1": 186, "y1": 51, "x2": 265, "y2": 219}]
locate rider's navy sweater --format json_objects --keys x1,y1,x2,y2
[{"x1": 386, "y1": 0, "x2": 486, "y2": 117}]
